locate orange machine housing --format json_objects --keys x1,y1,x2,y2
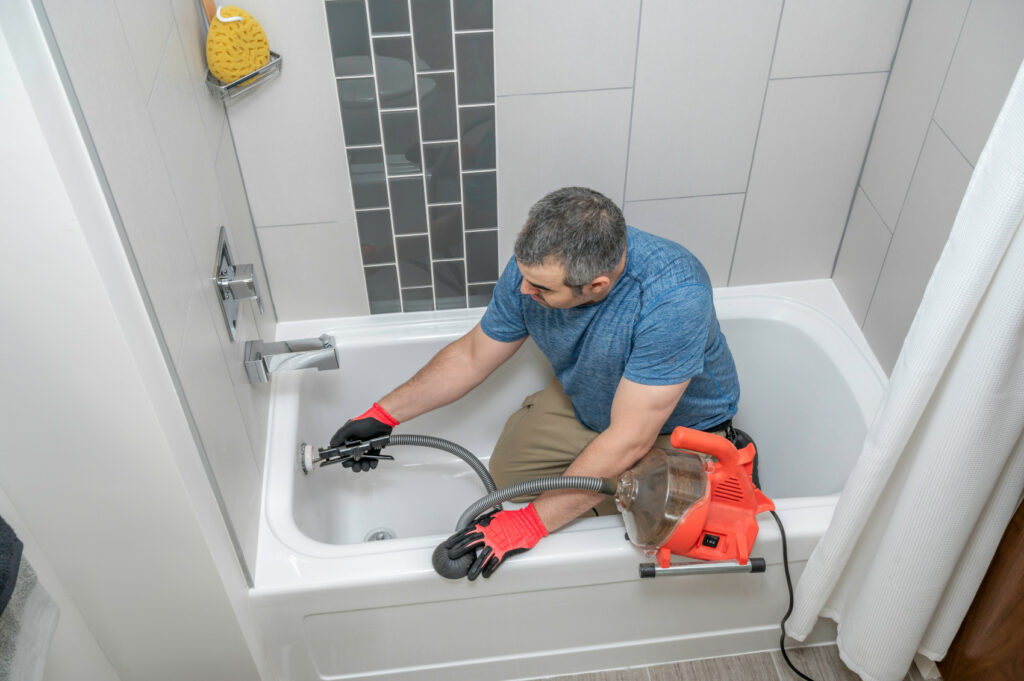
[{"x1": 655, "y1": 427, "x2": 775, "y2": 568}]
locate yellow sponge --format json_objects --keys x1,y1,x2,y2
[{"x1": 206, "y1": 6, "x2": 270, "y2": 83}]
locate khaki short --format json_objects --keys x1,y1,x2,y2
[{"x1": 489, "y1": 377, "x2": 722, "y2": 518}]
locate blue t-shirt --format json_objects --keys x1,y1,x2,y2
[{"x1": 481, "y1": 226, "x2": 739, "y2": 433}]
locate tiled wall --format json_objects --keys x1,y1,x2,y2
[
  {"x1": 327, "y1": 0, "x2": 498, "y2": 313},
  {"x1": 38, "y1": 0, "x2": 272, "y2": 579},
  {"x1": 833, "y1": 0, "x2": 1024, "y2": 373}
]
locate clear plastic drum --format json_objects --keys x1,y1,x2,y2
[{"x1": 616, "y1": 447, "x2": 708, "y2": 549}]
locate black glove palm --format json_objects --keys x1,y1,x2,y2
[{"x1": 329, "y1": 417, "x2": 393, "y2": 472}]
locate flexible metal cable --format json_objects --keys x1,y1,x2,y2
[
  {"x1": 456, "y1": 476, "x2": 617, "y2": 530},
  {"x1": 388, "y1": 434, "x2": 497, "y2": 493}
]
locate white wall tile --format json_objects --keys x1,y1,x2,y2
[
  {"x1": 225, "y1": 0, "x2": 356, "y2": 228},
  {"x1": 113, "y1": 0, "x2": 174, "y2": 95},
  {"x1": 730, "y1": 72, "x2": 887, "y2": 286},
  {"x1": 494, "y1": 0, "x2": 640, "y2": 95},
  {"x1": 863, "y1": 124, "x2": 973, "y2": 374},
  {"x1": 859, "y1": 0, "x2": 972, "y2": 228},
  {"x1": 833, "y1": 188, "x2": 893, "y2": 325},
  {"x1": 624, "y1": 0, "x2": 781, "y2": 202},
  {"x1": 177, "y1": 292, "x2": 261, "y2": 571},
  {"x1": 258, "y1": 222, "x2": 370, "y2": 320},
  {"x1": 170, "y1": 0, "x2": 226, "y2": 155},
  {"x1": 496, "y1": 89, "x2": 633, "y2": 261},
  {"x1": 623, "y1": 194, "x2": 745, "y2": 287},
  {"x1": 771, "y1": 0, "x2": 908, "y2": 79},
  {"x1": 933, "y1": 0, "x2": 1024, "y2": 165}
]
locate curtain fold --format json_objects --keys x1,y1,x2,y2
[{"x1": 786, "y1": 59, "x2": 1024, "y2": 681}]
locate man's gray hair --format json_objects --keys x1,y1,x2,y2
[{"x1": 514, "y1": 187, "x2": 627, "y2": 290}]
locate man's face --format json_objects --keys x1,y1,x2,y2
[{"x1": 516, "y1": 258, "x2": 589, "y2": 309}]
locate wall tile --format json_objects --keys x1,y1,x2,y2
[
  {"x1": 622, "y1": 194, "x2": 745, "y2": 288},
  {"x1": 465, "y1": 230, "x2": 498, "y2": 282},
  {"x1": 494, "y1": 0, "x2": 640, "y2": 95},
  {"x1": 730, "y1": 72, "x2": 888, "y2": 285},
  {"x1": 863, "y1": 125, "x2": 973, "y2": 374},
  {"x1": 463, "y1": 171, "x2": 496, "y2": 229},
  {"x1": 356, "y1": 210, "x2": 396, "y2": 264},
  {"x1": 396, "y1": 234, "x2": 432, "y2": 287},
  {"x1": 337, "y1": 77, "x2": 381, "y2": 146},
  {"x1": 382, "y1": 110, "x2": 422, "y2": 175},
  {"x1": 364, "y1": 265, "x2": 401, "y2": 313},
  {"x1": 497, "y1": 89, "x2": 633, "y2": 260},
  {"x1": 258, "y1": 223, "x2": 370, "y2": 320},
  {"x1": 454, "y1": 0, "x2": 491, "y2": 31},
  {"x1": 860, "y1": 0, "x2": 973, "y2": 229},
  {"x1": 374, "y1": 36, "x2": 417, "y2": 108},
  {"x1": 327, "y1": 0, "x2": 372, "y2": 76},
  {"x1": 389, "y1": 177, "x2": 428, "y2": 234},
  {"x1": 833, "y1": 188, "x2": 893, "y2": 325},
  {"x1": 419, "y1": 73, "x2": 457, "y2": 140},
  {"x1": 347, "y1": 147, "x2": 389, "y2": 209},
  {"x1": 227, "y1": 0, "x2": 358, "y2": 229},
  {"x1": 411, "y1": 0, "x2": 454, "y2": 71},
  {"x1": 933, "y1": 0, "x2": 1024, "y2": 165},
  {"x1": 369, "y1": 0, "x2": 410, "y2": 35},
  {"x1": 114, "y1": 0, "x2": 174, "y2": 95},
  {"x1": 177, "y1": 292, "x2": 261, "y2": 573},
  {"x1": 170, "y1": 0, "x2": 227, "y2": 156},
  {"x1": 459, "y1": 105, "x2": 495, "y2": 170},
  {"x1": 433, "y1": 260, "x2": 467, "y2": 309},
  {"x1": 625, "y1": 0, "x2": 781, "y2": 201},
  {"x1": 468, "y1": 282, "x2": 495, "y2": 307},
  {"x1": 401, "y1": 287, "x2": 434, "y2": 312},
  {"x1": 424, "y1": 143, "x2": 461, "y2": 203},
  {"x1": 429, "y1": 204, "x2": 464, "y2": 259},
  {"x1": 771, "y1": 0, "x2": 908, "y2": 79},
  {"x1": 455, "y1": 32, "x2": 493, "y2": 104}
]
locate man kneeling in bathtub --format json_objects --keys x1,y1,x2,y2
[{"x1": 331, "y1": 187, "x2": 741, "y2": 580}]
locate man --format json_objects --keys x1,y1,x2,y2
[{"x1": 331, "y1": 187, "x2": 740, "y2": 580}]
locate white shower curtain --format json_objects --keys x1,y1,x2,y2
[{"x1": 786, "y1": 60, "x2": 1024, "y2": 681}]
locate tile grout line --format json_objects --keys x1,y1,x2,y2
[
  {"x1": 828, "y1": 0, "x2": 913, "y2": 278},
  {"x1": 931, "y1": 118, "x2": 974, "y2": 168},
  {"x1": 725, "y1": 0, "x2": 786, "y2": 286},
  {"x1": 406, "y1": 0, "x2": 437, "y2": 310},
  {"x1": 769, "y1": 650, "x2": 788, "y2": 680},
  {"x1": 361, "y1": 0, "x2": 404, "y2": 311},
  {"x1": 769, "y1": 68, "x2": 890, "y2": 82},
  {"x1": 860, "y1": 184, "x2": 894, "y2": 235},
  {"x1": 626, "y1": 191, "x2": 746, "y2": 204},
  {"x1": 861, "y1": 0, "x2": 974, "y2": 328},
  {"x1": 497, "y1": 85, "x2": 634, "y2": 99},
  {"x1": 619, "y1": 0, "x2": 644, "y2": 206},
  {"x1": 451, "y1": 0, "x2": 471, "y2": 308}
]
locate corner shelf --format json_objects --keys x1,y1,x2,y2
[{"x1": 206, "y1": 51, "x2": 282, "y2": 102}]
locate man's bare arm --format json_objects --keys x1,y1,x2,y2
[
  {"x1": 532, "y1": 377, "x2": 689, "y2": 532},
  {"x1": 378, "y1": 323, "x2": 525, "y2": 423}
]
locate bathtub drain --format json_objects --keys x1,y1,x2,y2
[{"x1": 364, "y1": 527, "x2": 397, "y2": 542}]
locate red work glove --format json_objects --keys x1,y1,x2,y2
[
  {"x1": 329, "y1": 403, "x2": 399, "y2": 472},
  {"x1": 444, "y1": 504, "x2": 549, "y2": 580}
]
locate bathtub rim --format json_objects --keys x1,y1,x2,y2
[{"x1": 257, "y1": 279, "x2": 886, "y2": 587}]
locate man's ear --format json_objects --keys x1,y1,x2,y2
[{"x1": 588, "y1": 274, "x2": 612, "y2": 293}]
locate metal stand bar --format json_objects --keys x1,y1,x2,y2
[{"x1": 639, "y1": 558, "x2": 766, "y2": 578}]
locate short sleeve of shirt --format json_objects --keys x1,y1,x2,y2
[
  {"x1": 624, "y1": 284, "x2": 713, "y2": 386},
  {"x1": 480, "y1": 257, "x2": 528, "y2": 342}
]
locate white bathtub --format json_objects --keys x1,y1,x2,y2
[{"x1": 251, "y1": 279, "x2": 886, "y2": 681}]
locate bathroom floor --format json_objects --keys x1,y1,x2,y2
[{"x1": 535, "y1": 645, "x2": 932, "y2": 680}]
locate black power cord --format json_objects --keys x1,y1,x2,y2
[{"x1": 770, "y1": 509, "x2": 817, "y2": 681}]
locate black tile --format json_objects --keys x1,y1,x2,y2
[
  {"x1": 368, "y1": 0, "x2": 409, "y2": 34},
  {"x1": 429, "y1": 204, "x2": 463, "y2": 259},
  {"x1": 402, "y1": 287, "x2": 435, "y2": 312},
  {"x1": 458, "y1": 105, "x2": 495, "y2": 170},
  {"x1": 327, "y1": 0, "x2": 372, "y2": 77},
  {"x1": 365, "y1": 265, "x2": 401, "y2": 314},
  {"x1": 389, "y1": 177, "x2": 428, "y2": 234},
  {"x1": 453, "y1": 0, "x2": 492, "y2": 30},
  {"x1": 462, "y1": 171, "x2": 496, "y2": 229},
  {"x1": 433, "y1": 260, "x2": 467, "y2": 309},
  {"x1": 381, "y1": 111, "x2": 422, "y2": 175},
  {"x1": 423, "y1": 143, "x2": 461, "y2": 203},
  {"x1": 468, "y1": 282, "x2": 495, "y2": 307},
  {"x1": 356, "y1": 210, "x2": 395, "y2": 265},
  {"x1": 347, "y1": 147, "x2": 389, "y2": 209},
  {"x1": 396, "y1": 235, "x2": 432, "y2": 287},
  {"x1": 337, "y1": 77, "x2": 380, "y2": 146},
  {"x1": 465, "y1": 229, "x2": 497, "y2": 282},
  {"x1": 374, "y1": 37, "x2": 417, "y2": 108},
  {"x1": 418, "y1": 73, "x2": 457, "y2": 141},
  {"x1": 456, "y1": 32, "x2": 493, "y2": 104},
  {"x1": 411, "y1": 0, "x2": 454, "y2": 71}
]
